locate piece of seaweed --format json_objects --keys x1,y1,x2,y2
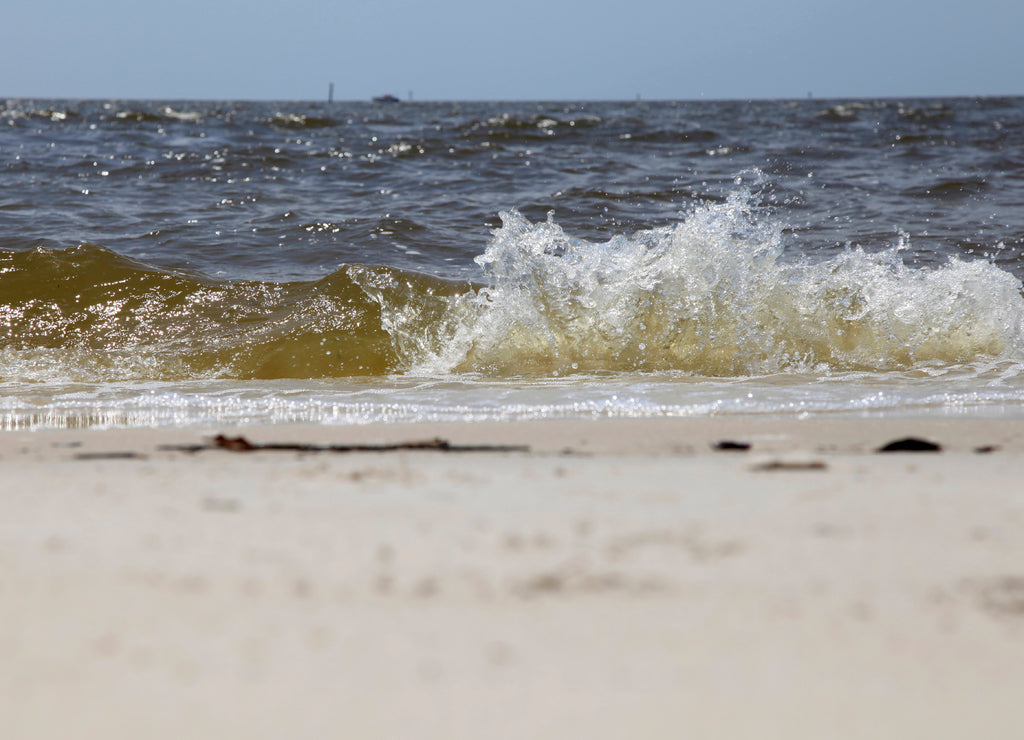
[{"x1": 162, "y1": 434, "x2": 530, "y2": 455}]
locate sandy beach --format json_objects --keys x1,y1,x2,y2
[{"x1": 3, "y1": 416, "x2": 1024, "y2": 739}]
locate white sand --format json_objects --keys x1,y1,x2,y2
[{"x1": 2, "y1": 418, "x2": 1024, "y2": 739}]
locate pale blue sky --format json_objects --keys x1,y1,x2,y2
[{"x1": 3, "y1": 0, "x2": 1021, "y2": 101}]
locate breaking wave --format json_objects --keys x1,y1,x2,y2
[
  {"x1": 377, "y1": 192, "x2": 1024, "y2": 376},
  {"x1": 3, "y1": 191, "x2": 1023, "y2": 383}
]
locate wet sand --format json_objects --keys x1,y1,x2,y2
[{"x1": 3, "y1": 417, "x2": 1024, "y2": 739}]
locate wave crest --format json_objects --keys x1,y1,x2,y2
[{"x1": 379, "y1": 195, "x2": 1024, "y2": 376}]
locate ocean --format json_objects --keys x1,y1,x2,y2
[{"x1": 3, "y1": 96, "x2": 1024, "y2": 430}]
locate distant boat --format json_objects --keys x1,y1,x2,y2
[{"x1": 372, "y1": 94, "x2": 400, "y2": 104}]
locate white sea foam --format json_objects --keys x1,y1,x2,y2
[
  {"x1": 6, "y1": 364, "x2": 1024, "y2": 430},
  {"x1": 383, "y1": 191, "x2": 1024, "y2": 377}
]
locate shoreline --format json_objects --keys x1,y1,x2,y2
[
  {"x1": 5, "y1": 414, "x2": 1024, "y2": 456},
  {"x1": 3, "y1": 417, "x2": 1024, "y2": 738}
]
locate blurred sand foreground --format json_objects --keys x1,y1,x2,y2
[{"x1": 2, "y1": 417, "x2": 1024, "y2": 739}]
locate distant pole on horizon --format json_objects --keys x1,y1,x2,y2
[{"x1": 328, "y1": 83, "x2": 334, "y2": 104}]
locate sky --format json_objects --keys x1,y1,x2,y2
[{"x1": 3, "y1": 0, "x2": 1021, "y2": 101}]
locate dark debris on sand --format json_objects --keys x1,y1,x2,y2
[
  {"x1": 161, "y1": 434, "x2": 530, "y2": 455},
  {"x1": 876, "y1": 437, "x2": 942, "y2": 453}
]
